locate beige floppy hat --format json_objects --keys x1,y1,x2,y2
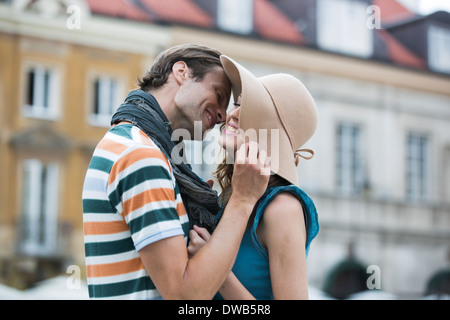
[{"x1": 220, "y1": 55, "x2": 318, "y2": 186}]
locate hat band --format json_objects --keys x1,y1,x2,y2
[{"x1": 294, "y1": 148, "x2": 314, "y2": 166}]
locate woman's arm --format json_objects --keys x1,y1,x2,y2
[
  {"x1": 258, "y1": 192, "x2": 309, "y2": 299},
  {"x1": 188, "y1": 225, "x2": 256, "y2": 300},
  {"x1": 188, "y1": 191, "x2": 309, "y2": 300}
]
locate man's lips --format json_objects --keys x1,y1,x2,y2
[{"x1": 205, "y1": 109, "x2": 216, "y2": 130}]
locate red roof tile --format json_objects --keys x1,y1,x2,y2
[
  {"x1": 373, "y1": 0, "x2": 416, "y2": 24},
  {"x1": 86, "y1": 0, "x2": 150, "y2": 22},
  {"x1": 139, "y1": 0, "x2": 213, "y2": 28},
  {"x1": 377, "y1": 29, "x2": 426, "y2": 69},
  {"x1": 254, "y1": 0, "x2": 304, "y2": 45}
]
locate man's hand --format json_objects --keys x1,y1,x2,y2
[{"x1": 231, "y1": 141, "x2": 271, "y2": 207}]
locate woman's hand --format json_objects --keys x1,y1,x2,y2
[{"x1": 187, "y1": 225, "x2": 211, "y2": 258}]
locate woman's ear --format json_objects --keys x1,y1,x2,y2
[{"x1": 172, "y1": 61, "x2": 190, "y2": 85}]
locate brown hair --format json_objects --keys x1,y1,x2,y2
[{"x1": 138, "y1": 44, "x2": 223, "y2": 91}]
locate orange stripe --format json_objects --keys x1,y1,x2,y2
[
  {"x1": 84, "y1": 220, "x2": 129, "y2": 236},
  {"x1": 122, "y1": 188, "x2": 175, "y2": 217},
  {"x1": 87, "y1": 257, "x2": 144, "y2": 278},
  {"x1": 108, "y1": 147, "x2": 169, "y2": 185},
  {"x1": 176, "y1": 202, "x2": 187, "y2": 217},
  {"x1": 139, "y1": 130, "x2": 155, "y2": 147},
  {"x1": 97, "y1": 139, "x2": 128, "y2": 155}
]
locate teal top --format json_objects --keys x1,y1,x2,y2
[{"x1": 215, "y1": 185, "x2": 319, "y2": 300}]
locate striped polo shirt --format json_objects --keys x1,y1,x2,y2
[{"x1": 82, "y1": 124, "x2": 189, "y2": 299}]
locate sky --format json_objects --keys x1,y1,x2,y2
[
  {"x1": 399, "y1": 0, "x2": 450, "y2": 14},
  {"x1": 419, "y1": 0, "x2": 450, "y2": 13}
]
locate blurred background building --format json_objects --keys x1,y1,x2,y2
[{"x1": 0, "y1": 0, "x2": 449, "y2": 299}]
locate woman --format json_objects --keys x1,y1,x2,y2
[{"x1": 188, "y1": 55, "x2": 319, "y2": 300}]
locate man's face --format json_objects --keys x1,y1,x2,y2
[{"x1": 173, "y1": 66, "x2": 231, "y2": 139}]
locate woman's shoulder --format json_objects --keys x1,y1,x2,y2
[
  {"x1": 253, "y1": 185, "x2": 319, "y2": 256},
  {"x1": 256, "y1": 188, "x2": 306, "y2": 251},
  {"x1": 261, "y1": 190, "x2": 304, "y2": 227},
  {"x1": 264, "y1": 191, "x2": 303, "y2": 214},
  {"x1": 258, "y1": 185, "x2": 309, "y2": 211}
]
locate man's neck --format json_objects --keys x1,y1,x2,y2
[{"x1": 147, "y1": 87, "x2": 177, "y2": 130}]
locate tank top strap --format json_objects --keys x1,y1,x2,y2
[{"x1": 250, "y1": 185, "x2": 319, "y2": 257}]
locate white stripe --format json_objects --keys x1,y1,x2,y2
[
  {"x1": 125, "y1": 200, "x2": 176, "y2": 224},
  {"x1": 83, "y1": 213, "x2": 123, "y2": 223},
  {"x1": 121, "y1": 179, "x2": 174, "y2": 204},
  {"x1": 85, "y1": 168, "x2": 109, "y2": 181},
  {"x1": 82, "y1": 190, "x2": 109, "y2": 201},
  {"x1": 84, "y1": 230, "x2": 130, "y2": 244},
  {"x1": 104, "y1": 131, "x2": 135, "y2": 146},
  {"x1": 91, "y1": 289, "x2": 162, "y2": 300},
  {"x1": 131, "y1": 126, "x2": 144, "y2": 143},
  {"x1": 179, "y1": 213, "x2": 189, "y2": 224},
  {"x1": 85, "y1": 249, "x2": 139, "y2": 267},
  {"x1": 131, "y1": 220, "x2": 182, "y2": 246},
  {"x1": 93, "y1": 148, "x2": 120, "y2": 162}
]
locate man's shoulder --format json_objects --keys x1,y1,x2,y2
[{"x1": 103, "y1": 125, "x2": 170, "y2": 167}]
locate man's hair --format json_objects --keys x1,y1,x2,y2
[{"x1": 138, "y1": 44, "x2": 223, "y2": 91}]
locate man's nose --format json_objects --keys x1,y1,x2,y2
[{"x1": 217, "y1": 108, "x2": 225, "y2": 123}]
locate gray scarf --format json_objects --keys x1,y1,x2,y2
[{"x1": 111, "y1": 90, "x2": 220, "y2": 233}]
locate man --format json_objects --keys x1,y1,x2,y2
[{"x1": 82, "y1": 44, "x2": 269, "y2": 299}]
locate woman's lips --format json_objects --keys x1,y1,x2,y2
[{"x1": 223, "y1": 123, "x2": 239, "y2": 136}]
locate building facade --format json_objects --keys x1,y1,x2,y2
[{"x1": 0, "y1": 0, "x2": 449, "y2": 297}]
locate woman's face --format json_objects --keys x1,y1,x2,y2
[{"x1": 218, "y1": 95, "x2": 244, "y2": 152}]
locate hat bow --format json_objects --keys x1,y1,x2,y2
[{"x1": 294, "y1": 148, "x2": 314, "y2": 166}]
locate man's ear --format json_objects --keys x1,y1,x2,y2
[{"x1": 172, "y1": 61, "x2": 190, "y2": 85}]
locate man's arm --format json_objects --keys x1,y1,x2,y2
[{"x1": 139, "y1": 142, "x2": 269, "y2": 299}]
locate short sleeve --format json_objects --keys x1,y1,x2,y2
[{"x1": 108, "y1": 145, "x2": 184, "y2": 251}]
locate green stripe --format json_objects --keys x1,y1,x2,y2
[
  {"x1": 109, "y1": 166, "x2": 172, "y2": 208},
  {"x1": 89, "y1": 156, "x2": 114, "y2": 172},
  {"x1": 85, "y1": 237, "x2": 134, "y2": 257},
  {"x1": 83, "y1": 199, "x2": 115, "y2": 214},
  {"x1": 88, "y1": 276, "x2": 157, "y2": 298},
  {"x1": 128, "y1": 208, "x2": 180, "y2": 235},
  {"x1": 110, "y1": 124, "x2": 133, "y2": 138}
]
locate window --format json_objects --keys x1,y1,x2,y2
[
  {"x1": 336, "y1": 123, "x2": 365, "y2": 195},
  {"x1": 317, "y1": 0, "x2": 373, "y2": 58},
  {"x1": 406, "y1": 133, "x2": 429, "y2": 201},
  {"x1": 428, "y1": 25, "x2": 450, "y2": 74},
  {"x1": 20, "y1": 159, "x2": 59, "y2": 255},
  {"x1": 217, "y1": 0, "x2": 253, "y2": 34},
  {"x1": 89, "y1": 76, "x2": 120, "y2": 127},
  {"x1": 24, "y1": 65, "x2": 59, "y2": 119}
]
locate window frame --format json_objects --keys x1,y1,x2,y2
[
  {"x1": 317, "y1": 0, "x2": 374, "y2": 58},
  {"x1": 87, "y1": 73, "x2": 123, "y2": 127},
  {"x1": 22, "y1": 62, "x2": 61, "y2": 120},
  {"x1": 20, "y1": 159, "x2": 60, "y2": 255}
]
